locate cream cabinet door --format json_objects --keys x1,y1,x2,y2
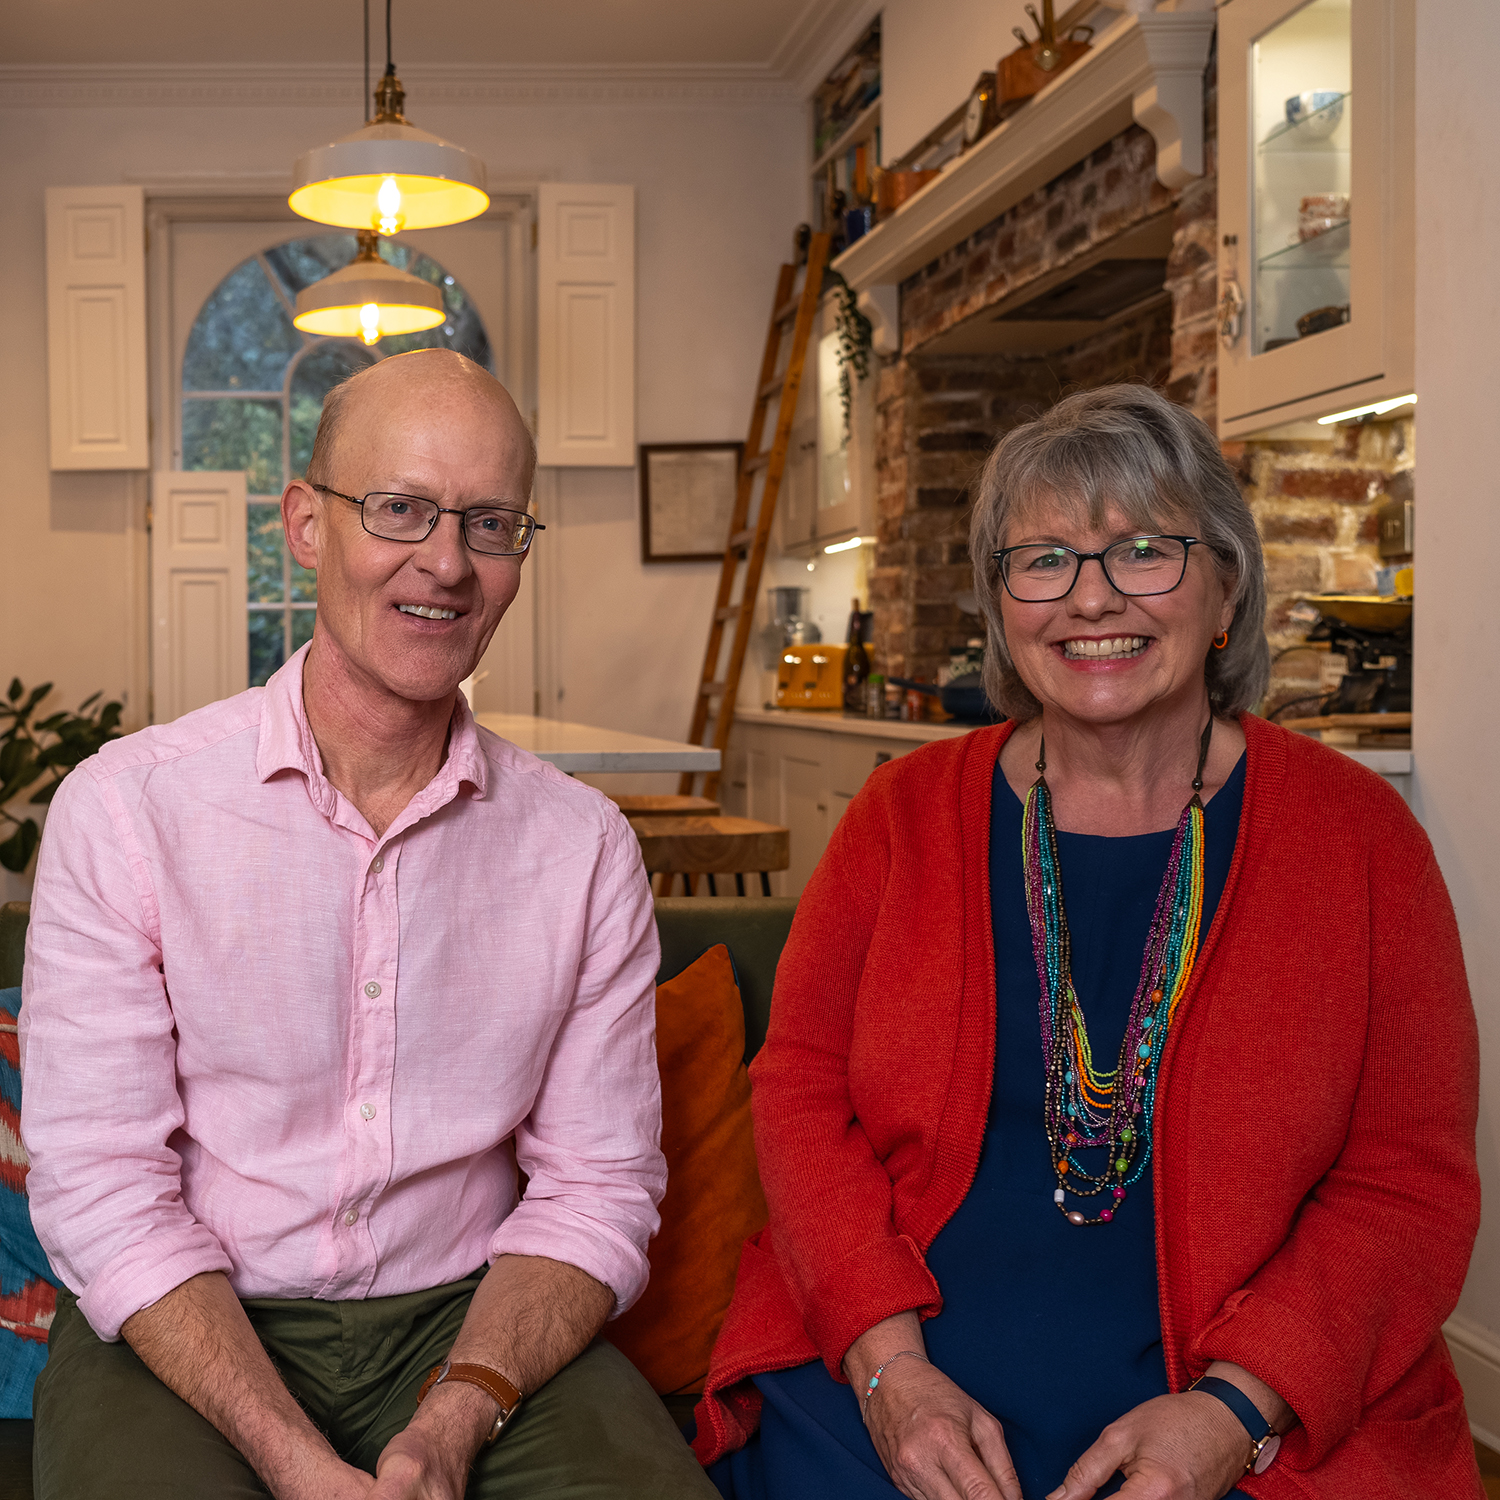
[
  {"x1": 150, "y1": 472, "x2": 249, "y2": 722},
  {"x1": 536, "y1": 183, "x2": 636, "y2": 467}
]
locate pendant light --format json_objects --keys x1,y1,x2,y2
[
  {"x1": 293, "y1": 231, "x2": 446, "y2": 345},
  {"x1": 289, "y1": 0, "x2": 489, "y2": 235}
]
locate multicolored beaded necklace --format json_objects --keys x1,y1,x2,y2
[{"x1": 1021, "y1": 718, "x2": 1213, "y2": 1226}]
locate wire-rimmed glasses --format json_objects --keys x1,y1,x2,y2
[
  {"x1": 993, "y1": 535, "x2": 1204, "y2": 602},
  {"x1": 313, "y1": 485, "x2": 544, "y2": 557}
]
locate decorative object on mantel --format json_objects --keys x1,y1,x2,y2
[
  {"x1": 292, "y1": 229, "x2": 445, "y2": 345},
  {"x1": 874, "y1": 169, "x2": 942, "y2": 216},
  {"x1": 0, "y1": 681, "x2": 122, "y2": 872},
  {"x1": 962, "y1": 72, "x2": 1000, "y2": 151},
  {"x1": 289, "y1": 0, "x2": 488, "y2": 236},
  {"x1": 639, "y1": 443, "x2": 744, "y2": 564},
  {"x1": 1000, "y1": 0, "x2": 1093, "y2": 110}
]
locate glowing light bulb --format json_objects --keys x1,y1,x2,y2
[
  {"x1": 375, "y1": 176, "x2": 404, "y2": 235},
  {"x1": 359, "y1": 303, "x2": 382, "y2": 345}
]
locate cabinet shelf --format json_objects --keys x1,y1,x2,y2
[
  {"x1": 1259, "y1": 91, "x2": 1352, "y2": 151},
  {"x1": 1259, "y1": 220, "x2": 1351, "y2": 271},
  {"x1": 812, "y1": 99, "x2": 881, "y2": 177}
]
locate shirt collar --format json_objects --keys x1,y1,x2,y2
[{"x1": 256, "y1": 644, "x2": 489, "y2": 813}]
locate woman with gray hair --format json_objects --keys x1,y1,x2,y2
[{"x1": 696, "y1": 385, "x2": 1481, "y2": 1500}]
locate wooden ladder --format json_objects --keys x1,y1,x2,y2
[{"x1": 678, "y1": 231, "x2": 832, "y2": 803}]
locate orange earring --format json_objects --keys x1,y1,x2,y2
[{"x1": 1212, "y1": 630, "x2": 1230, "y2": 650}]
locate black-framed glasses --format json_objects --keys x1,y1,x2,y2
[
  {"x1": 993, "y1": 535, "x2": 1204, "y2": 602},
  {"x1": 313, "y1": 485, "x2": 544, "y2": 557}
]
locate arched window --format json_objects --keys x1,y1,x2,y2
[{"x1": 180, "y1": 233, "x2": 491, "y2": 686}]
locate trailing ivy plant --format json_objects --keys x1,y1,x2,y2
[
  {"x1": 825, "y1": 267, "x2": 874, "y2": 443},
  {"x1": 0, "y1": 681, "x2": 123, "y2": 872}
]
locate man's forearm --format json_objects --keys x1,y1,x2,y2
[
  {"x1": 121, "y1": 1272, "x2": 355, "y2": 1498},
  {"x1": 401, "y1": 1254, "x2": 615, "y2": 1469}
]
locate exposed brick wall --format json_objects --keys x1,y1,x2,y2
[
  {"x1": 900, "y1": 128, "x2": 1173, "y2": 356},
  {"x1": 866, "y1": 43, "x2": 1394, "y2": 711}
]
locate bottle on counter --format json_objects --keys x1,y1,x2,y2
[
  {"x1": 843, "y1": 597, "x2": 870, "y2": 713},
  {"x1": 884, "y1": 680, "x2": 902, "y2": 720},
  {"x1": 866, "y1": 673, "x2": 885, "y2": 718}
]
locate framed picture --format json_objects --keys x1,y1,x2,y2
[{"x1": 639, "y1": 442, "x2": 743, "y2": 563}]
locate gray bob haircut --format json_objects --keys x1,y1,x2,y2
[{"x1": 969, "y1": 384, "x2": 1269, "y2": 719}]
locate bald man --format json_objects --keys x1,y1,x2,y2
[{"x1": 20, "y1": 350, "x2": 716, "y2": 1500}]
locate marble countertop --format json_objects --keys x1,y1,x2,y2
[
  {"x1": 739, "y1": 713, "x2": 1413, "y2": 774},
  {"x1": 474, "y1": 714, "x2": 720, "y2": 773},
  {"x1": 734, "y1": 707, "x2": 975, "y2": 743}
]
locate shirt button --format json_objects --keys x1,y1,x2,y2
[
  {"x1": 360, "y1": 1103, "x2": 376, "y2": 1120},
  {"x1": 343, "y1": 1208, "x2": 359, "y2": 1226},
  {"x1": 371, "y1": 855, "x2": 384, "y2": 874},
  {"x1": 364, "y1": 981, "x2": 381, "y2": 998}
]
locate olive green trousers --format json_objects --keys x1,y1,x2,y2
[{"x1": 33, "y1": 1273, "x2": 715, "y2": 1499}]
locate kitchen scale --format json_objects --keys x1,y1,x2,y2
[{"x1": 1282, "y1": 594, "x2": 1412, "y2": 746}]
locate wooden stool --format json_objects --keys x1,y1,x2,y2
[
  {"x1": 628, "y1": 815, "x2": 790, "y2": 896},
  {"x1": 609, "y1": 794, "x2": 721, "y2": 817}
]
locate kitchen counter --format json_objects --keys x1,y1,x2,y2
[{"x1": 736, "y1": 706, "x2": 974, "y2": 744}]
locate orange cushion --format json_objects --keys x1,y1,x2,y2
[{"x1": 609, "y1": 944, "x2": 768, "y2": 1396}]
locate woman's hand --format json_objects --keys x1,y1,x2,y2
[
  {"x1": 1047, "y1": 1361, "x2": 1293, "y2": 1500},
  {"x1": 1046, "y1": 1392, "x2": 1249, "y2": 1500},
  {"x1": 844, "y1": 1313, "x2": 1021, "y2": 1500}
]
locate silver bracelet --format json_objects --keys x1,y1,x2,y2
[{"x1": 859, "y1": 1350, "x2": 929, "y2": 1425}]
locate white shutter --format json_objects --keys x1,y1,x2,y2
[
  {"x1": 536, "y1": 183, "x2": 635, "y2": 467},
  {"x1": 45, "y1": 185, "x2": 149, "y2": 471},
  {"x1": 150, "y1": 473, "x2": 248, "y2": 723}
]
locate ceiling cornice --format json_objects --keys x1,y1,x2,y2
[
  {"x1": 0, "y1": 61, "x2": 802, "y2": 110},
  {"x1": 770, "y1": 0, "x2": 881, "y2": 99}
]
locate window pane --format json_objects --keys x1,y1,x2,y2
[
  {"x1": 291, "y1": 608, "x2": 317, "y2": 653},
  {"x1": 289, "y1": 341, "x2": 376, "y2": 479},
  {"x1": 183, "y1": 399, "x2": 282, "y2": 493},
  {"x1": 249, "y1": 608, "x2": 285, "y2": 687},
  {"x1": 376, "y1": 247, "x2": 493, "y2": 368},
  {"x1": 263, "y1": 235, "x2": 359, "y2": 299},
  {"x1": 182, "y1": 258, "x2": 301, "y2": 393},
  {"x1": 248, "y1": 504, "x2": 286, "y2": 603}
]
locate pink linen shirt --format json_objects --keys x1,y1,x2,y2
[{"x1": 19, "y1": 647, "x2": 665, "y2": 1342}]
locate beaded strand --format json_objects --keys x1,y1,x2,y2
[{"x1": 1022, "y1": 720, "x2": 1212, "y2": 1225}]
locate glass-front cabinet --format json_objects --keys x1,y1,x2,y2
[
  {"x1": 1217, "y1": 0, "x2": 1413, "y2": 438},
  {"x1": 778, "y1": 297, "x2": 876, "y2": 552}
]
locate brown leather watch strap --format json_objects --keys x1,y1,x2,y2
[{"x1": 417, "y1": 1360, "x2": 523, "y2": 1444}]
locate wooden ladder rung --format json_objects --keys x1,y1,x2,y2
[
  {"x1": 700, "y1": 681, "x2": 729, "y2": 697},
  {"x1": 758, "y1": 374, "x2": 785, "y2": 401},
  {"x1": 715, "y1": 604, "x2": 745, "y2": 622},
  {"x1": 743, "y1": 452, "x2": 771, "y2": 475},
  {"x1": 728, "y1": 528, "x2": 755, "y2": 550},
  {"x1": 772, "y1": 297, "x2": 800, "y2": 325}
]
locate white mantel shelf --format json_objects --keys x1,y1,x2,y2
[{"x1": 834, "y1": 10, "x2": 1217, "y2": 294}]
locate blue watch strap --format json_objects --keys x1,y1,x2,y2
[{"x1": 1190, "y1": 1375, "x2": 1272, "y2": 1442}]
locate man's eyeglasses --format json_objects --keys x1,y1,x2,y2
[
  {"x1": 313, "y1": 485, "x2": 544, "y2": 558},
  {"x1": 993, "y1": 535, "x2": 1204, "y2": 602}
]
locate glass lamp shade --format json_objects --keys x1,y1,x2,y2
[
  {"x1": 290, "y1": 120, "x2": 489, "y2": 233},
  {"x1": 293, "y1": 246, "x2": 446, "y2": 344}
]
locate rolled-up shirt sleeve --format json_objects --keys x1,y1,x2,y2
[
  {"x1": 19, "y1": 763, "x2": 233, "y2": 1342},
  {"x1": 488, "y1": 811, "x2": 665, "y2": 1316}
]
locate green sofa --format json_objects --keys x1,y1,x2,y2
[{"x1": 0, "y1": 894, "x2": 796, "y2": 1496}]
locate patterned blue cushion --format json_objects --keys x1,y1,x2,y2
[{"x1": 0, "y1": 985, "x2": 57, "y2": 1417}]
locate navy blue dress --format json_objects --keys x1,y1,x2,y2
[{"x1": 707, "y1": 752, "x2": 1247, "y2": 1500}]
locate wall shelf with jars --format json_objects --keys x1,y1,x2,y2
[{"x1": 1217, "y1": 0, "x2": 1414, "y2": 439}]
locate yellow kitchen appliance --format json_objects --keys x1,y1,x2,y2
[{"x1": 775, "y1": 645, "x2": 848, "y2": 710}]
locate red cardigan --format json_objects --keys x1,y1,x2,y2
[{"x1": 693, "y1": 716, "x2": 1482, "y2": 1497}]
